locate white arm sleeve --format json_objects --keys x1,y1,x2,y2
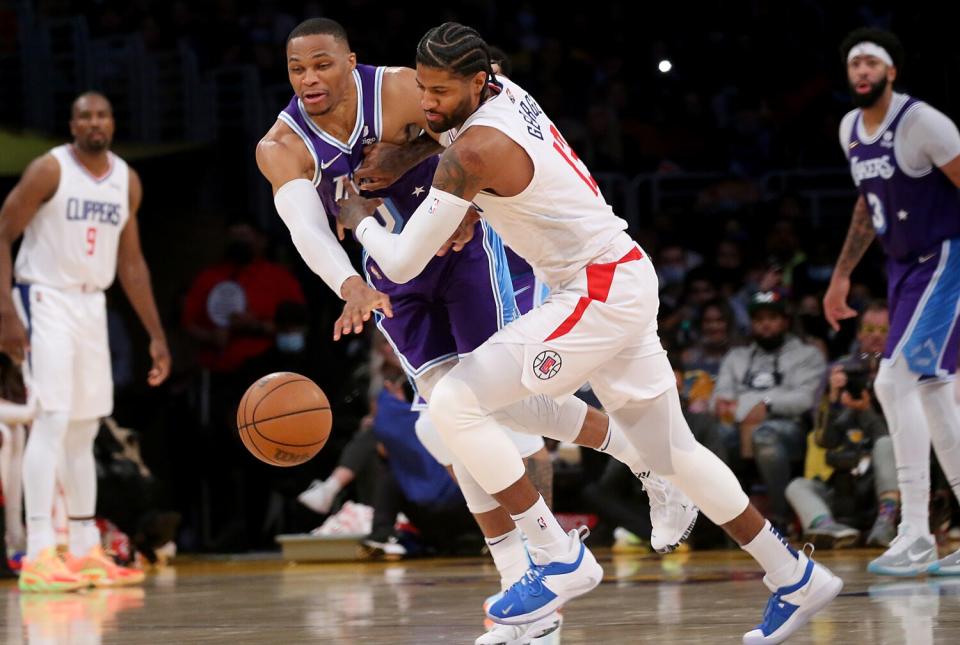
[
  {"x1": 899, "y1": 104, "x2": 960, "y2": 172},
  {"x1": 274, "y1": 178, "x2": 360, "y2": 298},
  {"x1": 354, "y1": 187, "x2": 471, "y2": 284}
]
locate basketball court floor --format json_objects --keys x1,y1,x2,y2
[{"x1": 2, "y1": 549, "x2": 958, "y2": 643}]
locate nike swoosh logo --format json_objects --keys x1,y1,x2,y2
[
  {"x1": 918, "y1": 253, "x2": 936, "y2": 264},
  {"x1": 907, "y1": 548, "x2": 934, "y2": 563},
  {"x1": 320, "y1": 152, "x2": 343, "y2": 170},
  {"x1": 501, "y1": 603, "x2": 514, "y2": 615}
]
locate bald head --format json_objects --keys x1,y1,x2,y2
[{"x1": 70, "y1": 91, "x2": 115, "y2": 153}]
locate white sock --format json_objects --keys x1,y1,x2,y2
[
  {"x1": 59, "y1": 419, "x2": 101, "y2": 557},
  {"x1": 599, "y1": 420, "x2": 648, "y2": 475},
  {"x1": 68, "y1": 518, "x2": 100, "y2": 556},
  {"x1": 742, "y1": 520, "x2": 801, "y2": 587},
  {"x1": 23, "y1": 410, "x2": 70, "y2": 560},
  {"x1": 486, "y1": 528, "x2": 529, "y2": 590},
  {"x1": 511, "y1": 495, "x2": 568, "y2": 557}
]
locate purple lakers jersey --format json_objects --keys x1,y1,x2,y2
[
  {"x1": 848, "y1": 95, "x2": 960, "y2": 260},
  {"x1": 277, "y1": 64, "x2": 438, "y2": 233}
]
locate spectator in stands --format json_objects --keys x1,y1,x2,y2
[
  {"x1": 707, "y1": 291, "x2": 826, "y2": 532},
  {"x1": 786, "y1": 302, "x2": 899, "y2": 548},
  {"x1": 362, "y1": 362, "x2": 476, "y2": 558},
  {"x1": 181, "y1": 220, "x2": 306, "y2": 550}
]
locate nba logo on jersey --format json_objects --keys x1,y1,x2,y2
[
  {"x1": 428, "y1": 198, "x2": 440, "y2": 214},
  {"x1": 533, "y1": 350, "x2": 562, "y2": 380}
]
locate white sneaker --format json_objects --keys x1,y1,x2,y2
[
  {"x1": 297, "y1": 479, "x2": 339, "y2": 515},
  {"x1": 475, "y1": 611, "x2": 562, "y2": 645},
  {"x1": 868, "y1": 530, "x2": 938, "y2": 576},
  {"x1": 639, "y1": 472, "x2": 699, "y2": 553},
  {"x1": 485, "y1": 528, "x2": 602, "y2": 626},
  {"x1": 742, "y1": 548, "x2": 843, "y2": 644}
]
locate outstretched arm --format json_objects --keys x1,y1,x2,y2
[{"x1": 823, "y1": 195, "x2": 874, "y2": 330}]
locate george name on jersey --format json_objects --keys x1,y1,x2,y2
[
  {"x1": 518, "y1": 94, "x2": 544, "y2": 141},
  {"x1": 850, "y1": 155, "x2": 895, "y2": 186},
  {"x1": 66, "y1": 198, "x2": 123, "y2": 225}
]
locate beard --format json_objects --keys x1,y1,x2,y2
[
  {"x1": 78, "y1": 133, "x2": 110, "y2": 152},
  {"x1": 425, "y1": 95, "x2": 475, "y2": 133},
  {"x1": 850, "y1": 77, "x2": 888, "y2": 108}
]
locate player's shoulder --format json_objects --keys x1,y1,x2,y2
[
  {"x1": 256, "y1": 119, "x2": 310, "y2": 165},
  {"x1": 20, "y1": 150, "x2": 62, "y2": 192},
  {"x1": 900, "y1": 97, "x2": 956, "y2": 131},
  {"x1": 839, "y1": 108, "x2": 859, "y2": 136}
]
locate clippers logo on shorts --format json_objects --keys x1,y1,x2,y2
[{"x1": 533, "y1": 350, "x2": 562, "y2": 380}]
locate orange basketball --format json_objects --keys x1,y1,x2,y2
[{"x1": 236, "y1": 372, "x2": 332, "y2": 467}]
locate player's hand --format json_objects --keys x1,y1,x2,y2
[
  {"x1": 354, "y1": 142, "x2": 408, "y2": 191},
  {"x1": 0, "y1": 309, "x2": 29, "y2": 364},
  {"x1": 335, "y1": 277, "x2": 393, "y2": 341},
  {"x1": 823, "y1": 276, "x2": 857, "y2": 331},
  {"x1": 336, "y1": 182, "x2": 383, "y2": 231},
  {"x1": 436, "y1": 207, "x2": 479, "y2": 257},
  {"x1": 147, "y1": 337, "x2": 171, "y2": 386}
]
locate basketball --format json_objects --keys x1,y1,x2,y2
[{"x1": 236, "y1": 372, "x2": 332, "y2": 467}]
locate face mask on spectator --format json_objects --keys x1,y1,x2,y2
[{"x1": 276, "y1": 331, "x2": 306, "y2": 353}]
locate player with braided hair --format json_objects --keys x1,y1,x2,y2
[{"x1": 339, "y1": 21, "x2": 843, "y2": 642}]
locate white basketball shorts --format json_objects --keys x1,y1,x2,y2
[
  {"x1": 488, "y1": 235, "x2": 675, "y2": 412},
  {"x1": 13, "y1": 284, "x2": 113, "y2": 420}
]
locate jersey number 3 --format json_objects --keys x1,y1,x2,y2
[{"x1": 550, "y1": 124, "x2": 599, "y2": 197}]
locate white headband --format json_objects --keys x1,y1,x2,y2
[{"x1": 847, "y1": 41, "x2": 893, "y2": 67}]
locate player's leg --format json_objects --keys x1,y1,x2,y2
[
  {"x1": 14, "y1": 286, "x2": 84, "y2": 592},
  {"x1": 429, "y1": 342, "x2": 604, "y2": 626},
  {"x1": 604, "y1": 383, "x2": 842, "y2": 644},
  {"x1": 870, "y1": 250, "x2": 960, "y2": 574},
  {"x1": 415, "y1": 407, "x2": 564, "y2": 644},
  {"x1": 916, "y1": 304, "x2": 960, "y2": 573},
  {"x1": 60, "y1": 293, "x2": 142, "y2": 586}
]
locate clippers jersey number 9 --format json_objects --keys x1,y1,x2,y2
[
  {"x1": 550, "y1": 124, "x2": 599, "y2": 197},
  {"x1": 866, "y1": 192, "x2": 887, "y2": 234}
]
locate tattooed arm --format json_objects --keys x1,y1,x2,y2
[{"x1": 823, "y1": 195, "x2": 875, "y2": 330}]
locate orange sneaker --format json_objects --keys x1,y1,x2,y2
[
  {"x1": 64, "y1": 546, "x2": 145, "y2": 587},
  {"x1": 18, "y1": 547, "x2": 86, "y2": 593}
]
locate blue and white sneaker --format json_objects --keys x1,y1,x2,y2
[
  {"x1": 474, "y1": 611, "x2": 562, "y2": 645},
  {"x1": 485, "y1": 528, "x2": 603, "y2": 626},
  {"x1": 742, "y1": 549, "x2": 843, "y2": 644}
]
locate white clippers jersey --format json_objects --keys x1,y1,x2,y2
[
  {"x1": 448, "y1": 77, "x2": 628, "y2": 288},
  {"x1": 15, "y1": 145, "x2": 130, "y2": 291}
]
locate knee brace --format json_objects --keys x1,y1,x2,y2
[{"x1": 429, "y1": 374, "x2": 526, "y2": 494}]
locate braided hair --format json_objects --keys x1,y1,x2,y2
[{"x1": 416, "y1": 22, "x2": 495, "y2": 83}]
